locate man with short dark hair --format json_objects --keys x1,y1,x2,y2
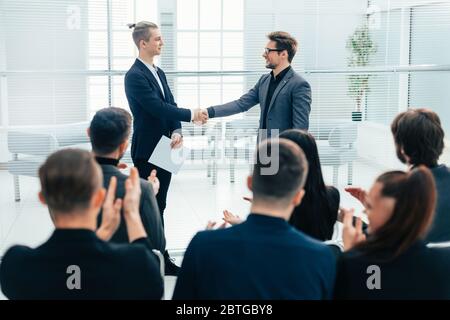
[
  {"x1": 0, "y1": 149, "x2": 163, "y2": 299},
  {"x1": 88, "y1": 107, "x2": 179, "y2": 275},
  {"x1": 391, "y1": 108, "x2": 450, "y2": 242},
  {"x1": 173, "y1": 139, "x2": 336, "y2": 299},
  {"x1": 201, "y1": 31, "x2": 312, "y2": 138}
]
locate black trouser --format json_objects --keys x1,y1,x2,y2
[{"x1": 133, "y1": 159, "x2": 172, "y2": 227}]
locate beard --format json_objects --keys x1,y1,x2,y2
[{"x1": 265, "y1": 62, "x2": 276, "y2": 69}]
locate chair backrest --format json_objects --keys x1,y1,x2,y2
[
  {"x1": 309, "y1": 119, "x2": 358, "y2": 146},
  {"x1": 7, "y1": 121, "x2": 90, "y2": 156},
  {"x1": 8, "y1": 131, "x2": 58, "y2": 156},
  {"x1": 328, "y1": 122, "x2": 358, "y2": 148}
]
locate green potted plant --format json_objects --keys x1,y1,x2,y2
[{"x1": 346, "y1": 23, "x2": 377, "y2": 121}]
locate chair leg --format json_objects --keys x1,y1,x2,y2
[
  {"x1": 230, "y1": 136, "x2": 237, "y2": 183},
  {"x1": 207, "y1": 161, "x2": 211, "y2": 178},
  {"x1": 230, "y1": 161, "x2": 235, "y2": 183},
  {"x1": 212, "y1": 161, "x2": 217, "y2": 185},
  {"x1": 347, "y1": 161, "x2": 353, "y2": 185},
  {"x1": 333, "y1": 166, "x2": 339, "y2": 186},
  {"x1": 14, "y1": 175, "x2": 20, "y2": 202}
]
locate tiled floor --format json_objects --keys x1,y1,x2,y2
[{"x1": 0, "y1": 161, "x2": 390, "y2": 299}]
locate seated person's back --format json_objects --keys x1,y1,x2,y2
[
  {"x1": 175, "y1": 215, "x2": 335, "y2": 299},
  {"x1": 88, "y1": 107, "x2": 165, "y2": 251},
  {"x1": 335, "y1": 242, "x2": 450, "y2": 299},
  {"x1": 0, "y1": 230, "x2": 162, "y2": 300},
  {"x1": 173, "y1": 139, "x2": 336, "y2": 300},
  {"x1": 0, "y1": 149, "x2": 163, "y2": 299}
]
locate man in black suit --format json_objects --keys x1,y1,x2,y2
[
  {"x1": 125, "y1": 21, "x2": 206, "y2": 215},
  {"x1": 173, "y1": 139, "x2": 336, "y2": 299},
  {"x1": 88, "y1": 106, "x2": 179, "y2": 275},
  {"x1": 0, "y1": 149, "x2": 163, "y2": 299},
  {"x1": 125, "y1": 21, "x2": 206, "y2": 269}
]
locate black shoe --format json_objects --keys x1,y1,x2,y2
[{"x1": 164, "y1": 256, "x2": 180, "y2": 276}]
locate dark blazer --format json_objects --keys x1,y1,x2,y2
[
  {"x1": 425, "y1": 165, "x2": 450, "y2": 242},
  {"x1": 290, "y1": 186, "x2": 340, "y2": 241},
  {"x1": 124, "y1": 59, "x2": 191, "y2": 161},
  {"x1": 97, "y1": 163, "x2": 166, "y2": 252},
  {"x1": 173, "y1": 213, "x2": 336, "y2": 300},
  {"x1": 208, "y1": 68, "x2": 311, "y2": 134},
  {"x1": 0, "y1": 229, "x2": 163, "y2": 300},
  {"x1": 334, "y1": 241, "x2": 450, "y2": 299}
]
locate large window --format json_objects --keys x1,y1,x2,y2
[{"x1": 175, "y1": 0, "x2": 244, "y2": 110}]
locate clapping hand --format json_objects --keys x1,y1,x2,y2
[
  {"x1": 342, "y1": 208, "x2": 366, "y2": 251},
  {"x1": 205, "y1": 220, "x2": 227, "y2": 230},
  {"x1": 97, "y1": 176, "x2": 122, "y2": 241},
  {"x1": 222, "y1": 210, "x2": 243, "y2": 225},
  {"x1": 344, "y1": 186, "x2": 368, "y2": 208}
]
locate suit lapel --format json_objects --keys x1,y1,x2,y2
[
  {"x1": 158, "y1": 70, "x2": 172, "y2": 103},
  {"x1": 134, "y1": 59, "x2": 166, "y2": 100},
  {"x1": 267, "y1": 68, "x2": 294, "y2": 112}
]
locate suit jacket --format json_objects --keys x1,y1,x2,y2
[
  {"x1": 425, "y1": 165, "x2": 450, "y2": 242},
  {"x1": 172, "y1": 213, "x2": 336, "y2": 300},
  {"x1": 0, "y1": 229, "x2": 163, "y2": 300},
  {"x1": 209, "y1": 68, "x2": 311, "y2": 134},
  {"x1": 97, "y1": 163, "x2": 166, "y2": 252},
  {"x1": 125, "y1": 59, "x2": 191, "y2": 161},
  {"x1": 334, "y1": 241, "x2": 450, "y2": 299}
]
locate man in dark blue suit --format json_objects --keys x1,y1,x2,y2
[
  {"x1": 173, "y1": 139, "x2": 336, "y2": 300},
  {"x1": 125, "y1": 21, "x2": 207, "y2": 274}
]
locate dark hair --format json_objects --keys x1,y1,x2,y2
[
  {"x1": 391, "y1": 108, "x2": 444, "y2": 167},
  {"x1": 267, "y1": 31, "x2": 298, "y2": 63},
  {"x1": 129, "y1": 21, "x2": 158, "y2": 49},
  {"x1": 252, "y1": 138, "x2": 308, "y2": 204},
  {"x1": 354, "y1": 166, "x2": 436, "y2": 260},
  {"x1": 89, "y1": 107, "x2": 132, "y2": 156},
  {"x1": 279, "y1": 129, "x2": 338, "y2": 240},
  {"x1": 39, "y1": 149, "x2": 102, "y2": 213}
]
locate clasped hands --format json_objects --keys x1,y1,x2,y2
[{"x1": 192, "y1": 108, "x2": 209, "y2": 125}]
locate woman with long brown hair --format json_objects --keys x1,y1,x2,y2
[{"x1": 335, "y1": 166, "x2": 450, "y2": 299}]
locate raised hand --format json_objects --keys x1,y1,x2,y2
[
  {"x1": 222, "y1": 210, "x2": 243, "y2": 225},
  {"x1": 342, "y1": 208, "x2": 366, "y2": 251},
  {"x1": 205, "y1": 220, "x2": 227, "y2": 230},
  {"x1": 123, "y1": 167, "x2": 146, "y2": 242},
  {"x1": 344, "y1": 186, "x2": 368, "y2": 208},
  {"x1": 147, "y1": 169, "x2": 160, "y2": 196},
  {"x1": 123, "y1": 167, "x2": 142, "y2": 219},
  {"x1": 97, "y1": 176, "x2": 122, "y2": 241}
]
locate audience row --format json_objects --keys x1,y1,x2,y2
[{"x1": 0, "y1": 107, "x2": 449, "y2": 299}]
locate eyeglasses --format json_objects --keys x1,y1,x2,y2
[{"x1": 264, "y1": 47, "x2": 284, "y2": 55}]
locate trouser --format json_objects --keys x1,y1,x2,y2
[{"x1": 133, "y1": 159, "x2": 172, "y2": 227}]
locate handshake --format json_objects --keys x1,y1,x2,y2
[{"x1": 192, "y1": 108, "x2": 209, "y2": 125}]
